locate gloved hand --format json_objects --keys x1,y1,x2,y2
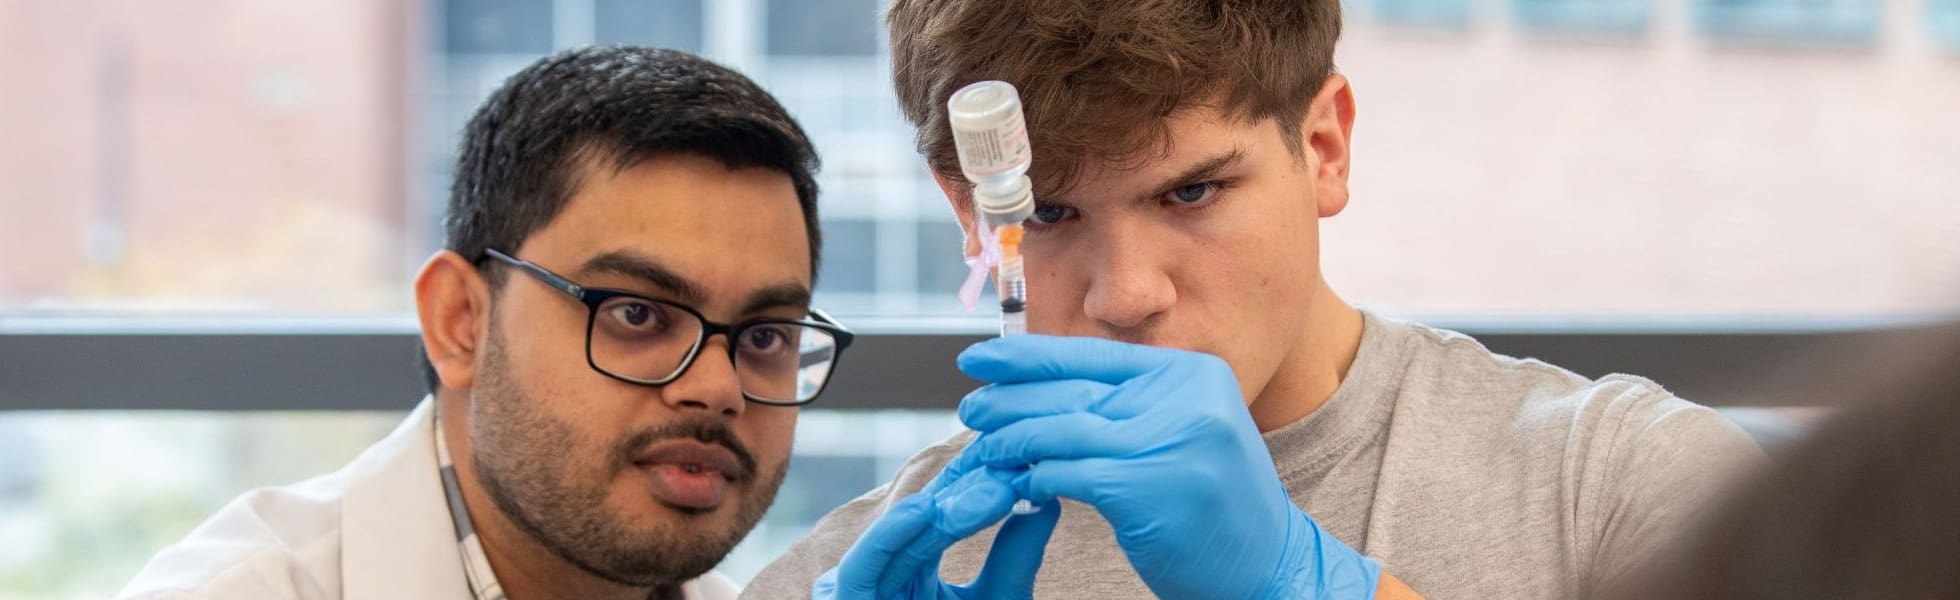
[
  {"x1": 813, "y1": 464, "x2": 1062, "y2": 600},
  {"x1": 948, "y1": 335, "x2": 1381, "y2": 600}
]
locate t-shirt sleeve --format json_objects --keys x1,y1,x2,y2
[
  {"x1": 739, "y1": 432, "x2": 973, "y2": 599},
  {"x1": 1582, "y1": 379, "x2": 1765, "y2": 594}
]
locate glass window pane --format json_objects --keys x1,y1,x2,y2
[
  {"x1": 816, "y1": 219, "x2": 878, "y2": 295},
  {"x1": 442, "y1": 0, "x2": 554, "y2": 54},
  {"x1": 765, "y1": 0, "x2": 880, "y2": 56},
  {"x1": 595, "y1": 0, "x2": 705, "y2": 52},
  {"x1": 1514, "y1": 0, "x2": 1651, "y2": 35},
  {"x1": 1934, "y1": 0, "x2": 1960, "y2": 48},
  {"x1": 916, "y1": 219, "x2": 983, "y2": 312},
  {"x1": 0, "y1": 409, "x2": 958, "y2": 595},
  {"x1": 0, "y1": 412, "x2": 403, "y2": 597},
  {"x1": 1365, "y1": 0, "x2": 1475, "y2": 29},
  {"x1": 1693, "y1": 0, "x2": 1880, "y2": 44}
]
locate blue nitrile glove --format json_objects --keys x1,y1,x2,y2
[
  {"x1": 949, "y1": 335, "x2": 1382, "y2": 600},
  {"x1": 813, "y1": 465, "x2": 1062, "y2": 600}
]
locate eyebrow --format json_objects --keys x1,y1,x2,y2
[
  {"x1": 577, "y1": 250, "x2": 812, "y2": 317},
  {"x1": 1134, "y1": 148, "x2": 1247, "y2": 205},
  {"x1": 578, "y1": 251, "x2": 709, "y2": 306},
  {"x1": 738, "y1": 284, "x2": 813, "y2": 317}
]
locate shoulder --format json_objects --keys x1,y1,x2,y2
[
  {"x1": 117, "y1": 474, "x2": 351, "y2": 599},
  {"x1": 1381, "y1": 318, "x2": 1599, "y2": 438},
  {"x1": 742, "y1": 430, "x2": 976, "y2": 598},
  {"x1": 1391, "y1": 318, "x2": 1597, "y2": 409},
  {"x1": 1397, "y1": 317, "x2": 1762, "y2": 487},
  {"x1": 1383, "y1": 317, "x2": 1758, "y2": 464}
]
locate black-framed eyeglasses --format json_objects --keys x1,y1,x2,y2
[{"x1": 480, "y1": 248, "x2": 854, "y2": 406}]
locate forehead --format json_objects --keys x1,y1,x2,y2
[
  {"x1": 518, "y1": 152, "x2": 812, "y2": 299},
  {"x1": 1052, "y1": 105, "x2": 1280, "y2": 199}
]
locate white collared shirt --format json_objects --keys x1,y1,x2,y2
[{"x1": 116, "y1": 398, "x2": 740, "y2": 599}]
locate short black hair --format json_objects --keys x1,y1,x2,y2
[{"x1": 422, "y1": 46, "x2": 821, "y2": 393}]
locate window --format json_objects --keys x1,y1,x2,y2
[
  {"x1": 1514, "y1": 0, "x2": 1651, "y2": 35},
  {"x1": 595, "y1": 0, "x2": 704, "y2": 51},
  {"x1": 916, "y1": 217, "x2": 990, "y2": 314},
  {"x1": 0, "y1": 412, "x2": 404, "y2": 597},
  {"x1": 1693, "y1": 0, "x2": 1881, "y2": 45},
  {"x1": 1363, "y1": 0, "x2": 1476, "y2": 28},
  {"x1": 817, "y1": 218, "x2": 879, "y2": 295},
  {"x1": 443, "y1": 0, "x2": 555, "y2": 54},
  {"x1": 0, "y1": 408, "x2": 960, "y2": 596},
  {"x1": 1934, "y1": 0, "x2": 1960, "y2": 47},
  {"x1": 764, "y1": 0, "x2": 881, "y2": 56}
]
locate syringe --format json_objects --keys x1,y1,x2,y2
[{"x1": 949, "y1": 80, "x2": 1041, "y2": 515}]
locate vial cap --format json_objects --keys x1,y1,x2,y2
[{"x1": 977, "y1": 176, "x2": 1035, "y2": 227}]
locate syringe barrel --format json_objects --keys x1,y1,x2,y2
[{"x1": 997, "y1": 255, "x2": 1027, "y2": 304}]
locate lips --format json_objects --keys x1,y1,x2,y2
[{"x1": 634, "y1": 440, "x2": 748, "y2": 511}]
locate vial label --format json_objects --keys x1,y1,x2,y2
[{"x1": 954, "y1": 111, "x2": 1029, "y2": 177}]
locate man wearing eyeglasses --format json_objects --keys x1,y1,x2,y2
[{"x1": 119, "y1": 47, "x2": 848, "y2": 600}]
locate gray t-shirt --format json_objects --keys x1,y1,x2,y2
[{"x1": 745, "y1": 312, "x2": 1763, "y2": 598}]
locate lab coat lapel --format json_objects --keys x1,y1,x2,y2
[{"x1": 340, "y1": 398, "x2": 472, "y2": 599}]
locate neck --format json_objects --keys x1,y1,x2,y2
[
  {"x1": 436, "y1": 393, "x2": 656, "y2": 600},
  {"x1": 1247, "y1": 278, "x2": 1363, "y2": 433}
]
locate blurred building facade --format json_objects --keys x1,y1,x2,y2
[
  {"x1": 3, "y1": 0, "x2": 1957, "y2": 318},
  {"x1": 1, "y1": 0, "x2": 415, "y2": 312}
]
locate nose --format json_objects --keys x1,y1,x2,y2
[
  {"x1": 1081, "y1": 221, "x2": 1176, "y2": 333},
  {"x1": 658, "y1": 335, "x2": 746, "y2": 418}
]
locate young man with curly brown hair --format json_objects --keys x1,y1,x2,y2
[{"x1": 747, "y1": 2, "x2": 1763, "y2": 598}]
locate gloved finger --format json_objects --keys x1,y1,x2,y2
[
  {"x1": 948, "y1": 412, "x2": 1139, "y2": 474},
  {"x1": 965, "y1": 499, "x2": 1062, "y2": 598},
  {"x1": 1012, "y1": 457, "x2": 1125, "y2": 506},
  {"x1": 811, "y1": 568, "x2": 844, "y2": 598},
  {"x1": 833, "y1": 493, "x2": 935, "y2": 596},
  {"x1": 876, "y1": 468, "x2": 1024, "y2": 598},
  {"x1": 957, "y1": 335, "x2": 1178, "y2": 385},
  {"x1": 922, "y1": 452, "x2": 972, "y2": 495},
  {"x1": 875, "y1": 529, "x2": 956, "y2": 599},
  {"x1": 958, "y1": 379, "x2": 1120, "y2": 432}
]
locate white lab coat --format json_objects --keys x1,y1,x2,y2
[{"x1": 117, "y1": 399, "x2": 740, "y2": 599}]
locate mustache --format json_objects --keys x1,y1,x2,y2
[{"x1": 614, "y1": 418, "x2": 759, "y2": 482}]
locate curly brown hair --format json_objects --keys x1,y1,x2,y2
[{"x1": 887, "y1": 0, "x2": 1343, "y2": 197}]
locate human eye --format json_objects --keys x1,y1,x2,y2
[
  {"x1": 1022, "y1": 202, "x2": 1077, "y2": 232},
  {"x1": 599, "y1": 298, "x2": 674, "y2": 338},
  {"x1": 1162, "y1": 181, "x2": 1226, "y2": 208},
  {"x1": 738, "y1": 324, "x2": 798, "y2": 358}
]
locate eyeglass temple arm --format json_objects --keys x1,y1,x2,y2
[
  {"x1": 808, "y1": 308, "x2": 856, "y2": 351},
  {"x1": 482, "y1": 248, "x2": 585, "y2": 299}
]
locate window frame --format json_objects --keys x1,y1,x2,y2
[{"x1": 3, "y1": 315, "x2": 1947, "y2": 411}]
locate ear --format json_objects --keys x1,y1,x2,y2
[
  {"x1": 934, "y1": 171, "x2": 983, "y2": 259},
  {"x1": 1303, "y1": 73, "x2": 1356, "y2": 219},
  {"x1": 414, "y1": 250, "x2": 494, "y2": 392}
]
